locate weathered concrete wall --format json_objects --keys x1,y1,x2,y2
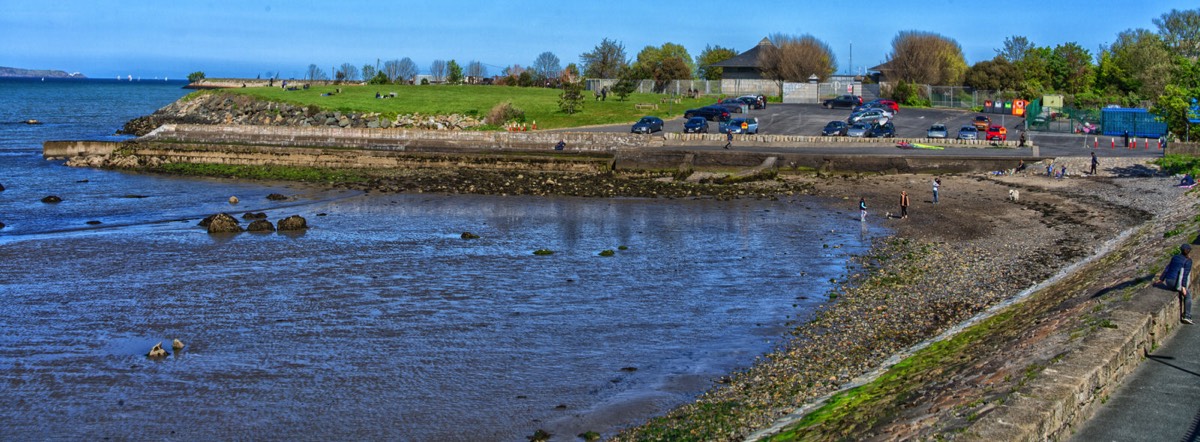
[{"x1": 43, "y1": 141, "x2": 120, "y2": 159}]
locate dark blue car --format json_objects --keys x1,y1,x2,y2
[
  {"x1": 631, "y1": 116, "x2": 664, "y2": 134},
  {"x1": 683, "y1": 116, "x2": 709, "y2": 133},
  {"x1": 683, "y1": 105, "x2": 731, "y2": 122},
  {"x1": 822, "y1": 120, "x2": 848, "y2": 136}
]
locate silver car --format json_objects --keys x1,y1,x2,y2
[
  {"x1": 848, "y1": 108, "x2": 894, "y2": 124},
  {"x1": 927, "y1": 124, "x2": 948, "y2": 138},
  {"x1": 957, "y1": 126, "x2": 978, "y2": 140},
  {"x1": 846, "y1": 122, "x2": 870, "y2": 137}
]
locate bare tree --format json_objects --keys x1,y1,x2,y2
[
  {"x1": 382, "y1": 59, "x2": 401, "y2": 82},
  {"x1": 466, "y1": 60, "x2": 487, "y2": 81},
  {"x1": 361, "y1": 64, "x2": 377, "y2": 82},
  {"x1": 338, "y1": 63, "x2": 360, "y2": 82},
  {"x1": 306, "y1": 64, "x2": 327, "y2": 82},
  {"x1": 885, "y1": 31, "x2": 967, "y2": 85},
  {"x1": 396, "y1": 57, "x2": 418, "y2": 84},
  {"x1": 757, "y1": 33, "x2": 837, "y2": 90},
  {"x1": 531, "y1": 51, "x2": 562, "y2": 81},
  {"x1": 430, "y1": 59, "x2": 447, "y2": 83}
]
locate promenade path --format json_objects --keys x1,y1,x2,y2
[{"x1": 1070, "y1": 303, "x2": 1200, "y2": 442}]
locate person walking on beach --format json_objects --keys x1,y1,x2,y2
[
  {"x1": 1157, "y1": 243, "x2": 1194, "y2": 324},
  {"x1": 899, "y1": 191, "x2": 909, "y2": 219},
  {"x1": 724, "y1": 129, "x2": 733, "y2": 149},
  {"x1": 1090, "y1": 151, "x2": 1098, "y2": 175},
  {"x1": 859, "y1": 197, "x2": 868, "y2": 222},
  {"x1": 932, "y1": 178, "x2": 940, "y2": 204}
]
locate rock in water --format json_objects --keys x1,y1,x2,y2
[
  {"x1": 0, "y1": 221, "x2": 5, "y2": 229},
  {"x1": 41, "y1": 195, "x2": 62, "y2": 203},
  {"x1": 0, "y1": 183, "x2": 5, "y2": 191},
  {"x1": 247, "y1": 219, "x2": 276, "y2": 232},
  {"x1": 277, "y1": 215, "x2": 308, "y2": 231},
  {"x1": 228, "y1": 196, "x2": 239, "y2": 204},
  {"x1": 147, "y1": 342, "x2": 169, "y2": 358},
  {"x1": 241, "y1": 212, "x2": 267, "y2": 220},
  {"x1": 172, "y1": 339, "x2": 185, "y2": 350},
  {"x1": 461, "y1": 232, "x2": 480, "y2": 239},
  {"x1": 266, "y1": 193, "x2": 288, "y2": 201},
  {"x1": 206, "y1": 213, "x2": 243, "y2": 233}
]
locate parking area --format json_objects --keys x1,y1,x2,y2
[{"x1": 569, "y1": 103, "x2": 1162, "y2": 158}]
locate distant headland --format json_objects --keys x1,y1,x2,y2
[{"x1": 0, "y1": 66, "x2": 86, "y2": 78}]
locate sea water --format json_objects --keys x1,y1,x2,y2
[{"x1": 0, "y1": 78, "x2": 878, "y2": 441}]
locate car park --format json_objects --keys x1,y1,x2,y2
[
  {"x1": 972, "y1": 115, "x2": 992, "y2": 131},
  {"x1": 846, "y1": 122, "x2": 870, "y2": 137},
  {"x1": 684, "y1": 106, "x2": 731, "y2": 121},
  {"x1": 822, "y1": 94, "x2": 862, "y2": 109},
  {"x1": 866, "y1": 121, "x2": 896, "y2": 138},
  {"x1": 721, "y1": 117, "x2": 759, "y2": 134},
  {"x1": 630, "y1": 116, "x2": 664, "y2": 134},
  {"x1": 683, "y1": 116, "x2": 709, "y2": 133},
  {"x1": 985, "y1": 125, "x2": 1008, "y2": 141},
  {"x1": 926, "y1": 123, "x2": 948, "y2": 138},
  {"x1": 848, "y1": 108, "x2": 893, "y2": 124},
  {"x1": 958, "y1": 126, "x2": 979, "y2": 140},
  {"x1": 822, "y1": 120, "x2": 848, "y2": 136}
]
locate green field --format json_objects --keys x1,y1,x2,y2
[{"x1": 218, "y1": 83, "x2": 717, "y2": 130}]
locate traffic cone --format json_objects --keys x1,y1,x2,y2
[
  {"x1": 1093, "y1": 137, "x2": 1098, "y2": 148},
  {"x1": 1111, "y1": 138, "x2": 1115, "y2": 148}
]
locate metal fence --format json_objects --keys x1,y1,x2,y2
[
  {"x1": 1024, "y1": 99, "x2": 1103, "y2": 134},
  {"x1": 585, "y1": 79, "x2": 722, "y2": 95},
  {"x1": 925, "y1": 86, "x2": 1024, "y2": 109}
]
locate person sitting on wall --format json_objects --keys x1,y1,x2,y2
[{"x1": 554, "y1": 140, "x2": 566, "y2": 151}]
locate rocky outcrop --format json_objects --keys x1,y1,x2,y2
[
  {"x1": 277, "y1": 215, "x2": 307, "y2": 231},
  {"x1": 247, "y1": 219, "x2": 276, "y2": 232},
  {"x1": 41, "y1": 195, "x2": 62, "y2": 203},
  {"x1": 203, "y1": 213, "x2": 242, "y2": 233},
  {"x1": 120, "y1": 92, "x2": 483, "y2": 136}
]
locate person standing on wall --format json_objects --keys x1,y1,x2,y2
[
  {"x1": 899, "y1": 190, "x2": 909, "y2": 219},
  {"x1": 1158, "y1": 243, "x2": 1194, "y2": 324}
]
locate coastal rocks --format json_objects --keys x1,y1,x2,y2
[
  {"x1": 23, "y1": 119, "x2": 42, "y2": 125},
  {"x1": 204, "y1": 213, "x2": 242, "y2": 233},
  {"x1": 147, "y1": 342, "x2": 169, "y2": 359},
  {"x1": 41, "y1": 195, "x2": 62, "y2": 203},
  {"x1": 0, "y1": 221, "x2": 5, "y2": 229},
  {"x1": 265, "y1": 193, "x2": 288, "y2": 201},
  {"x1": 277, "y1": 215, "x2": 307, "y2": 231},
  {"x1": 228, "y1": 196, "x2": 239, "y2": 204},
  {"x1": 247, "y1": 219, "x2": 276, "y2": 232},
  {"x1": 460, "y1": 232, "x2": 480, "y2": 239},
  {"x1": 172, "y1": 339, "x2": 185, "y2": 350},
  {"x1": 0, "y1": 183, "x2": 4, "y2": 191},
  {"x1": 242, "y1": 212, "x2": 267, "y2": 220}
]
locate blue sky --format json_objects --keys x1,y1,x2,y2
[{"x1": 1, "y1": 1, "x2": 1195, "y2": 79}]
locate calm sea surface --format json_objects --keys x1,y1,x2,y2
[{"x1": 0, "y1": 78, "x2": 880, "y2": 441}]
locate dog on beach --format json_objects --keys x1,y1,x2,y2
[{"x1": 1008, "y1": 189, "x2": 1020, "y2": 201}]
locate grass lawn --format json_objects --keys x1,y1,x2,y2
[{"x1": 216, "y1": 83, "x2": 718, "y2": 130}]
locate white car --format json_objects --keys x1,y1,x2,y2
[{"x1": 848, "y1": 108, "x2": 894, "y2": 124}]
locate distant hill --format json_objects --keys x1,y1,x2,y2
[{"x1": 0, "y1": 66, "x2": 86, "y2": 78}]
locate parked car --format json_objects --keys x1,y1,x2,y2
[
  {"x1": 985, "y1": 125, "x2": 1008, "y2": 141},
  {"x1": 866, "y1": 121, "x2": 896, "y2": 138},
  {"x1": 846, "y1": 122, "x2": 871, "y2": 137},
  {"x1": 958, "y1": 126, "x2": 979, "y2": 140},
  {"x1": 926, "y1": 123, "x2": 948, "y2": 138},
  {"x1": 822, "y1": 94, "x2": 862, "y2": 109},
  {"x1": 852, "y1": 102, "x2": 888, "y2": 113},
  {"x1": 683, "y1": 116, "x2": 709, "y2": 133},
  {"x1": 972, "y1": 115, "x2": 992, "y2": 131},
  {"x1": 684, "y1": 106, "x2": 731, "y2": 121},
  {"x1": 848, "y1": 108, "x2": 893, "y2": 124},
  {"x1": 721, "y1": 117, "x2": 759, "y2": 134},
  {"x1": 822, "y1": 120, "x2": 849, "y2": 136},
  {"x1": 631, "y1": 116, "x2": 664, "y2": 134},
  {"x1": 865, "y1": 98, "x2": 900, "y2": 112},
  {"x1": 718, "y1": 98, "x2": 748, "y2": 113},
  {"x1": 738, "y1": 95, "x2": 766, "y2": 109}
]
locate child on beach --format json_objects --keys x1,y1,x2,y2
[{"x1": 859, "y1": 197, "x2": 867, "y2": 222}]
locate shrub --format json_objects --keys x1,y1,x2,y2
[{"x1": 485, "y1": 101, "x2": 526, "y2": 125}]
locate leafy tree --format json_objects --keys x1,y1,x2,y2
[
  {"x1": 447, "y1": 60, "x2": 463, "y2": 84},
  {"x1": 611, "y1": 66, "x2": 638, "y2": 101},
  {"x1": 518, "y1": 71, "x2": 534, "y2": 87},
  {"x1": 1098, "y1": 29, "x2": 1174, "y2": 100},
  {"x1": 558, "y1": 80, "x2": 585, "y2": 114},
  {"x1": 366, "y1": 71, "x2": 389, "y2": 85},
  {"x1": 580, "y1": 38, "x2": 628, "y2": 78},
  {"x1": 964, "y1": 57, "x2": 1023, "y2": 91},
  {"x1": 696, "y1": 44, "x2": 738, "y2": 80},
  {"x1": 1048, "y1": 42, "x2": 1094, "y2": 94},
  {"x1": 633, "y1": 43, "x2": 694, "y2": 92},
  {"x1": 1153, "y1": 57, "x2": 1200, "y2": 138},
  {"x1": 187, "y1": 71, "x2": 206, "y2": 83},
  {"x1": 1154, "y1": 8, "x2": 1200, "y2": 60},
  {"x1": 561, "y1": 63, "x2": 580, "y2": 83},
  {"x1": 532, "y1": 51, "x2": 562, "y2": 82},
  {"x1": 885, "y1": 31, "x2": 966, "y2": 85},
  {"x1": 1016, "y1": 46, "x2": 1054, "y2": 94},
  {"x1": 430, "y1": 60, "x2": 447, "y2": 83},
  {"x1": 361, "y1": 64, "x2": 376, "y2": 83},
  {"x1": 758, "y1": 33, "x2": 837, "y2": 92},
  {"x1": 338, "y1": 63, "x2": 360, "y2": 82},
  {"x1": 996, "y1": 36, "x2": 1034, "y2": 63}
]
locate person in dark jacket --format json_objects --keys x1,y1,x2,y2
[{"x1": 1158, "y1": 243, "x2": 1194, "y2": 324}]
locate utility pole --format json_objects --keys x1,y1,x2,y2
[{"x1": 849, "y1": 41, "x2": 853, "y2": 77}]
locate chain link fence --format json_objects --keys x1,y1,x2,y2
[{"x1": 585, "y1": 79, "x2": 722, "y2": 96}]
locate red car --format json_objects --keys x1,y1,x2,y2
[
  {"x1": 985, "y1": 125, "x2": 1008, "y2": 141},
  {"x1": 867, "y1": 99, "x2": 899, "y2": 112}
]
